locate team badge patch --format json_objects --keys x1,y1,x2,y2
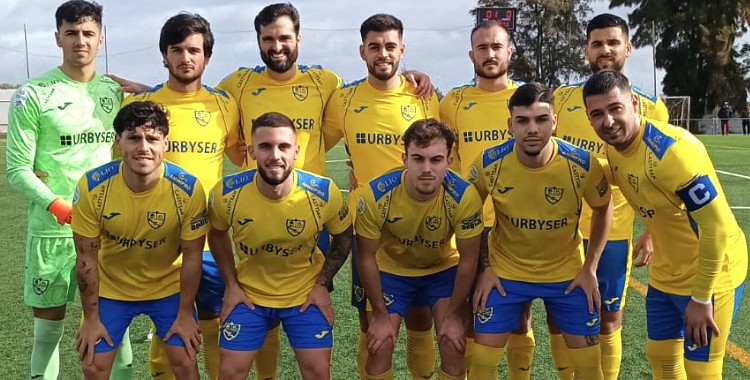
[
  {"x1": 99, "y1": 97, "x2": 114, "y2": 113},
  {"x1": 32, "y1": 277, "x2": 49, "y2": 295},
  {"x1": 12, "y1": 88, "x2": 27, "y2": 108},
  {"x1": 596, "y1": 177, "x2": 609, "y2": 198},
  {"x1": 147, "y1": 211, "x2": 166, "y2": 229},
  {"x1": 338, "y1": 204, "x2": 349, "y2": 221},
  {"x1": 425, "y1": 216, "x2": 442, "y2": 231},
  {"x1": 222, "y1": 322, "x2": 241, "y2": 341},
  {"x1": 286, "y1": 219, "x2": 305, "y2": 236},
  {"x1": 468, "y1": 165, "x2": 479, "y2": 183},
  {"x1": 476, "y1": 307, "x2": 493, "y2": 324},
  {"x1": 292, "y1": 85, "x2": 308, "y2": 101},
  {"x1": 194, "y1": 110, "x2": 211, "y2": 127},
  {"x1": 628, "y1": 174, "x2": 640, "y2": 193},
  {"x1": 353, "y1": 285, "x2": 365, "y2": 302},
  {"x1": 400, "y1": 105, "x2": 416, "y2": 121},
  {"x1": 72, "y1": 187, "x2": 80, "y2": 205},
  {"x1": 382, "y1": 293, "x2": 395, "y2": 306},
  {"x1": 357, "y1": 196, "x2": 366, "y2": 215},
  {"x1": 544, "y1": 187, "x2": 564, "y2": 204}
]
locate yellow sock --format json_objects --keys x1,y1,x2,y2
[
  {"x1": 685, "y1": 358, "x2": 724, "y2": 379},
  {"x1": 438, "y1": 367, "x2": 466, "y2": 380},
  {"x1": 468, "y1": 343, "x2": 503, "y2": 380},
  {"x1": 148, "y1": 325, "x2": 175, "y2": 380},
  {"x1": 406, "y1": 328, "x2": 436, "y2": 379},
  {"x1": 645, "y1": 339, "x2": 687, "y2": 380},
  {"x1": 506, "y1": 330, "x2": 535, "y2": 380},
  {"x1": 365, "y1": 367, "x2": 394, "y2": 380},
  {"x1": 549, "y1": 333, "x2": 573, "y2": 380},
  {"x1": 599, "y1": 328, "x2": 622, "y2": 380},
  {"x1": 465, "y1": 337, "x2": 475, "y2": 373},
  {"x1": 358, "y1": 330, "x2": 368, "y2": 380},
  {"x1": 567, "y1": 345, "x2": 603, "y2": 380},
  {"x1": 254, "y1": 325, "x2": 281, "y2": 380},
  {"x1": 199, "y1": 318, "x2": 220, "y2": 380}
]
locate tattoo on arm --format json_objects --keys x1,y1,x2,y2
[
  {"x1": 478, "y1": 229, "x2": 490, "y2": 271},
  {"x1": 585, "y1": 334, "x2": 599, "y2": 346},
  {"x1": 316, "y1": 226, "x2": 353, "y2": 286}
]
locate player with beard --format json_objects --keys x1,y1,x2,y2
[
  {"x1": 438, "y1": 21, "x2": 528, "y2": 376},
  {"x1": 550, "y1": 14, "x2": 669, "y2": 380},
  {"x1": 207, "y1": 112, "x2": 353, "y2": 380},
  {"x1": 122, "y1": 13, "x2": 242, "y2": 380},
  {"x1": 468, "y1": 83, "x2": 612, "y2": 380},
  {"x1": 353, "y1": 119, "x2": 483, "y2": 380},
  {"x1": 323, "y1": 13, "x2": 441, "y2": 379}
]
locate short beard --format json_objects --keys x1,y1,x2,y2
[
  {"x1": 589, "y1": 60, "x2": 624, "y2": 74},
  {"x1": 257, "y1": 165, "x2": 292, "y2": 186},
  {"x1": 367, "y1": 61, "x2": 399, "y2": 81},
  {"x1": 474, "y1": 62, "x2": 507, "y2": 80},
  {"x1": 260, "y1": 48, "x2": 299, "y2": 74}
]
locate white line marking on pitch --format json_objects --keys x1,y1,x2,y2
[
  {"x1": 705, "y1": 144, "x2": 750, "y2": 151},
  {"x1": 731, "y1": 206, "x2": 750, "y2": 210},
  {"x1": 326, "y1": 159, "x2": 348, "y2": 163},
  {"x1": 717, "y1": 170, "x2": 750, "y2": 180}
]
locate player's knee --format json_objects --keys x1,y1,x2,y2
[
  {"x1": 81, "y1": 359, "x2": 110, "y2": 378},
  {"x1": 167, "y1": 352, "x2": 197, "y2": 377},
  {"x1": 299, "y1": 360, "x2": 330, "y2": 380},
  {"x1": 437, "y1": 340, "x2": 465, "y2": 373},
  {"x1": 599, "y1": 312, "x2": 622, "y2": 334}
]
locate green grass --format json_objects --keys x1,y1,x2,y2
[{"x1": 1, "y1": 135, "x2": 749, "y2": 378}]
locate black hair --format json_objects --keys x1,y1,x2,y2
[
  {"x1": 159, "y1": 13, "x2": 214, "y2": 58},
  {"x1": 360, "y1": 14, "x2": 403, "y2": 41},
  {"x1": 114, "y1": 101, "x2": 169, "y2": 136},
  {"x1": 508, "y1": 82, "x2": 553, "y2": 111},
  {"x1": 582, "y1": 69, "x2": 631, "y2": 105},
  {"x1": 55, "y1": 0, "x2": 102, "y2": 29},
  {"x1": 254, "y1": 3, "x2": 300, "y2": 36},
  {"x1": 586, "y1": 13, "x2": 629, "y2": 41},
  {"x1": 251, "y1": 111, "x2": 296, "y2": 135},
  {"x1": 403, "y1": 118, "x2": 456, "y2": 154}
]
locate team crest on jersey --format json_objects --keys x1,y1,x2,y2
[
  {"x1": 425, "y1": 216, "x2": 442, "y2": 231},
  {"x1": 222, "y1": 322, "x2": 241, "y2": 341},
  {"x1": 476, "y1": 307, "x2": 493, "y2": 324},
  {"x1": 357, "y1": 196, "x2": 366, "y2": 215},
  {"x1": 292, "y1": 85, "x2": 308, "y2": 101},
  {"x1": 544, "y1": 187, "x2": 564, "y2": 204},
  {"x1": 147, "y1": 211, "x2": 166, "y2": 229},
  {"x1": 194, "y1": 110, "x2": 211, "y2": 127},
  {"x1": 468, "y1": 165, "x2": 479, "y2": 183},
  {"x1": 32, "y1": 277, "x2": 49, "y2": 295},
  {"x1": 99, "y1": 97, "x2": 114, "y2": 113},
  {"x1": 285, "y1": 219, "x2": 305, "y2": 236},
  {"x1": 401, "y1": 105, "x2": 416, "y2": 121},
  {"x1": 628, "y1": 174, "x2": 640, "y2": 193},
  {"x1": 353, "y1": 285, "x2": 365, "y2": 302}
]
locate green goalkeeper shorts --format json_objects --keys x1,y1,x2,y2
[{"x1": 24, "y1": 236, "x2": 77, "y2": 308}]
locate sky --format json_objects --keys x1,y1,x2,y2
[{"x1": 0, "y1": 0, "x2": 666, "y2": 95}]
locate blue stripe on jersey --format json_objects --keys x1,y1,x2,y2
[
  {"x1": 222, "y1": 170, "x2": 256, "y2": 195},
  {"x1": 482, "y1": 139, "x2": 514, "y2": 167},
  {"x1": 642, "y1": 122, "x2": 676, "y2": 160},
  {"x1": 556, "y1": 139, "x2": 591, "y2": 171},
  {"x1": 86, "y1": 161, "x2": 120, "y2": 191},
  {"x1": 164, "y1": 162, "x2": 197, "y2": 196},
  {"x1": 298, "y1": 64, "x2": 323, "y2": 72},
  {"x1": 203, "y1": 85, "x2": 228, "y2": 99},
  {"x1": 442, "y1": 170, "x2": 469, "y2": 203},
  {"x1": 138, "y1": 83, "x2": 163, "y2": 95},
  {"x1": 677, "y1": 174, "x2": 718, "y2": 213},
  {"x1": 297, "y1": 170, "x2": 331, "y2": 202},
  {"x1": 630, "y1": 84, "x2": 657, "y2": 103},
  {"x1": 252, "y1": 65, "x2": 265, "y2": 73},
  {"x1": 342, "y1": 77, "x2": 366, "y2": 89},
  {"x1": 370, "y1": 170, "x2": 403, "y2": 202}
]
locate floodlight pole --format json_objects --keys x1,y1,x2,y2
[
  {"x1": 652, "y1": 21, "x2": 657, "y2": 96},
  {"x1": 104, "y1": 25, "x2": 109, "y2": 74}
]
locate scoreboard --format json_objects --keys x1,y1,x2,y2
[{"x1": 475, "y1": 7, "x2": 517, "y2": 31}]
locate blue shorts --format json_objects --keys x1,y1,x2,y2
[
  {"x1": 196, "y1": 251, "x2": 225, "y2": 313},
  {"x1": 646, "y1": 284, "x2": 744, "y2": 362},
  {"x1": 219, "y1": 303, "x2": 332, "y2": 351},
  {"x1": 96, "y1": 293, "x2": 194, "y2": 353},
  {"x1": 584, "y1": 239, "x2": 630, "y2": 311},
  {"x1": 474, "y1": 279, "x2": 600, "y2": 336},
  {"x1": 372, "y1": 267, "x2": 456, "y2": 317}
]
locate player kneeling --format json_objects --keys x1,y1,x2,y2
[
  {"x1": 207, "y1": 112, "x2": 353, "y2": 380},
  {"x1": 354, "y1": 118, "x2": 483, "y2": 380},
  {"x1": 73, "y1": 101, "x2": 207, "y2": 379}
]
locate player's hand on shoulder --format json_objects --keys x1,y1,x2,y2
[
  {"x1": 76, "y1": 318, "x2": 113, "y2": 365},
  {"x1": 301, "y1": 284, "x2": 334, "y2": 326},
  {"x1": 106, "y1": 74, "x2": 149, "y2": 94},
  {"x1": 403, "y1": 70, "x2": 434, "y2": 98},
  {"x1": 164, "y1": 312, "x2": 201, "y2": 360},
  {"x1": 473, "y1": 269, "x2": 504, "y2": 313}
]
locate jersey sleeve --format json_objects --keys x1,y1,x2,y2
[
  {"x1": 321, "y1": 69, "x2": 343, "y2": 102},
  {"x1": 467, "y1": 152, "x2": 491, "y2": 202},
  {"x1": 439, "y1": 95, "x2": 462, "y2": 172},
  {"x1": 582, "y1": 158, "x2": 611, "y2": 209},
  {"x1": 660, "y1": 138, "x2": 735, "y2": 300},
  {"x1": 454, "y1": 184, "x2": 484, "y2": 239},
  {"x1": 353, "y1": 187, "x2": 382, "y2": 240},
  {"x1": 6, "y1": 86, "x2": 58, "y2": 209},
  {"x1": 71, "y1": 176, "x2": 101, "y2": 238},
  {"x1": 651, "y1": 97, "x2": 670, "y2": 123},
  {"x1": 424, "y1": 92, "x2": 440, "y2": 120},
  {"x1": 322, "y1": 88, "x2": 345, "y2": 151},
  {"x1": 180, "y1": 181, "x2": 208, "y2": 241},
  {"x1": 221, "y1": 93, "x2": 242, "y2": 155},
  {"x1": 216, "y1": 70, "x2": 242, "y2": 100},
  {"x1": 323, "y1": 181, "x2": 351, "y2": 235},
  {"x1": 207, "y1": 182, "x2": 230, "y2": 231}
]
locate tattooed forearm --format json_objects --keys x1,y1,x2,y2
[
  {"x1": 316, "y1": 226, "x2": 353, "y2": 286},
  {"x1": 478, "y1": 229, "x2": 490, "y2": 271},
  {"x1": 585, "y1": 334, "x2": 599, "y2": 346}
]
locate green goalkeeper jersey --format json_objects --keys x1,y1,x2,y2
[{"x1": 6, "y1": 68, "x2": 122, "y2": 237}]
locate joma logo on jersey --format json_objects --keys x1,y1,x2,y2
[
  {"x1": 401, "y1": 105, "x2": 417, "y2": 121},
  {"x1": 194, "y1": 110, "x2": 211, "y2": 127},
  {"x1": 59, "y1": 131, "x2": 115, "y2": 147},
  {"x1": 463, "y1": 102, "x2": 477, "y2": 110},
  {"x1": 285, "y1": 219, "x2": 305, "y2": 236},
  {"x1": 99, "y1": 97, "x2": 114, "y2": 113},
  {"x1": 147, "y1": 211, "x2": 166, "y2": 229},
  {"x1": 222, "y1": 322, "x2": 241, "y2": 341},
  {"x1": 292, "y1": 85, "x2": 308, "y2": 101},
  {"x1": 544, "y1": 187, "x2": 564, "y2": 204},
  {"x1": 628, "y1": 174, "x2": 640, "y2": 193},
  {"x1": 251, "y1": 87, "x2": 266, "y2": 96},
  {"x1": 425, "y1": 216, "x2": 442, "y2": 231},
  {"x1": 462, "y1": 129, "x2": 509, "y2": 143},
  {"x1": 355, "y1": 132, "x2": 403, "y2": 145}
]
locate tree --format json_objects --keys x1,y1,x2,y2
[
  {"x1": 609, "y1": 0, "x2": 750, "y2": 117},
  {"x1": 473, "y1": 0, "x2": 593, "y2": 87}
]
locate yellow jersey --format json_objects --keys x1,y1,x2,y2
[
  {"x1": 71, "y1": 161, "x2": 208, "y2": 301},
  {"x1": 208, "y1": 169, "x2": 351, "y2": 308},
  {"x1": 606, "y1": 118, "x2": 747, "y2": 299},
  {"x1": 469, "y1": 138, "x2": 611, "y2": 282}
]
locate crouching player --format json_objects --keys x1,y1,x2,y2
[
  {"x1": 207, "y1": 112, "x2": 353, "y2": 380},
  {"x1": 354, "y1": 118, "x2": 483, "y2": 380},
  {"x1": 72, "y1": 101, "x2": 207, "y2": 379},
  {"x1": 468, "y1": 83, "x2": 613, "y2": 379}
]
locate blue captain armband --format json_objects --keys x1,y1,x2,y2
[{"x1": 677, "y1": 175, "x2": 718, "y2": 212}]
